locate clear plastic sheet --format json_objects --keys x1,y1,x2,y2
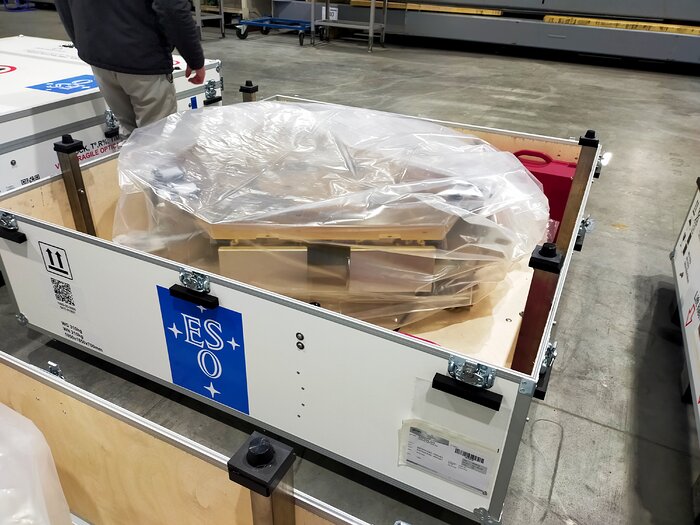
[
  {"x1": 0, "y1": 404, "x2": 72, "y2": 525},
  {"x1": 114, "y1": 102, "x2": 549, "y2": 327}
]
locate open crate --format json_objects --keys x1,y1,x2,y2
[{"x1": 0, "y1": 96, "x2": 600, "y2": 523}]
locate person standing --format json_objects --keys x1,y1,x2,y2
[{"x1": 55, "y1": 0, "x2": 207, "y2": 137}]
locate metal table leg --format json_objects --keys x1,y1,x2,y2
[{"x1": 368, "y1": 0, "x2": 375, "y2": 52}]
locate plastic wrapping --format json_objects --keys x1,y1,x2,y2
[
  {"x1": 114, "y1": 102, "x2": 549, "y2": 327},
  {"x1": 0, "y1": 403, "x2": 72, "y2": 525}
]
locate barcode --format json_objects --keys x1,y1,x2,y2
[
  {"x1": 455, "y1": 448, "x2": 485, "y2": 464},
  {"x1": 51, "y1": 278, "x2": 75, "y2": 306}
]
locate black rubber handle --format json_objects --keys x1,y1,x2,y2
[
  {"x1": 0, "y1": 228, "x2": 27, "y2": 244},
  {"x1": 431, "y1": 373, "x2": 502, "y2": 411},
  {"x1": 169, "y1": 284, "x2": 219, "y2": 309},
  {"x1": 203, "y1": 96, "x2": 223, "y2": 106},
  {"x1": 535, "y1": 360, "x2": 555, "y2": 400}
]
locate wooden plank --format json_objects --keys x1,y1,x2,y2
[
  {"x1": 0, "y1": 178, "x2": 76, "y2": 229},
  {"x1": 545, "y1": 15, "x2": 700, "y2": 36},
  {"x1": 403, "y1": 260, "x2": 532, "y2": 369},
  {"x1": 82, "y1": 158, "x2": 121, "y2": 240},
  {"x1": 0, "y1": 362, "x2": 337, "y2": 525},
  {"x1": 0, "y1": 362, "x2": 253, "y2": 525},
  {"x1": 350, "y1": 0, "x2": 502, "y2": 16},
  {"x1": 454, "y1": 128, "x2": 581, "y2": 163}
]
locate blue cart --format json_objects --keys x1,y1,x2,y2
[{"x1": 235, "y1": 17, "x2": 312, "y2": 45}]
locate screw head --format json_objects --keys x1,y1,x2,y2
[
  {"x1": 296, "y1": 341, "x2": 305, "y2": 350},
  {"x1": 539, "y1": 242, "x2": 558, "y2": 258},
  {"x1": 296, "y1": 332, "x2": 304, "y2": 341},
  {"x1": 10, "y1": 160, "x2": 16, "y2": 166},
  {"x1": 246, "y1": 436, "x2": 275, "y2": 468}
]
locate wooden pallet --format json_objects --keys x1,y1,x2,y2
[
  {"x1": 544, "y1": 15, "x2": 700, "y2": 36},
  {"x1": 349, "y1": 0, "x2": 501, "y2": 16}
]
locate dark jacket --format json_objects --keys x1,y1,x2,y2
[{"x1": 55, "y1": 0, "x2": 204, "y2": 75}]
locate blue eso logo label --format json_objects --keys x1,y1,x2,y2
[
  {"x1": 27, "y1": 74, "x2": 98, "y2": 95},
  {"x1": 157, "y1": 286, "x2": 249, "y2": 414}
]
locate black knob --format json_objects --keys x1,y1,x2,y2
[
  {"x1": 246, "y1": 436, "x2": 275, "y2": 467},
  {"x1": 61, "y1": 134, "x2": 73, "y2": 144},
  {"x1": 539, "y1": 243, "x2": 558, "y2": 258},
  {"x1": 584, "y1": 129, "x2": 596, "y2": 139}
]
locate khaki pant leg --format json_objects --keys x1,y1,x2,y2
[
  {"x1": 116, "y1": 72, "x2": 178, "y2": 130},
  {"x1": 91, "y1": 66, "x2": 137, "y2": 137}
]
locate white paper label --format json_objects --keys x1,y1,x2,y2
[{"x1": 402, "y1": 423, "x2": 496, "y2": 495}]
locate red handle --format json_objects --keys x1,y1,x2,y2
[{"x1": 514, "y1": 150, "x2": 553, "y2": 166}]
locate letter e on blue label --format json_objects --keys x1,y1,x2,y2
[{"x1": 156, "y1": 286, "x2": 249, "y2": 414}]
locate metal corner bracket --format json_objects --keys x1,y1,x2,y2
[
  {"x1": 447, "y1": 355, "x2": 495, "y2": 389},
  {"x1": 474, "y1": 507, "x2": 502, "y2": 525},
  {"x1": 519, "y1": 377, "x2": 536, "y2": 396}
]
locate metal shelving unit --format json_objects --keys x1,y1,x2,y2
[
  {"x1": 310, "y1": 0, "x2": 387, "y2": 52},
  {"x1": 193, "y1": 0, "x2": 226, "y2": 39}
]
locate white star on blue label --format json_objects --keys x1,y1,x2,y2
[{"x1": 157, "y1": 286, "x2": 249, "y2": 414}]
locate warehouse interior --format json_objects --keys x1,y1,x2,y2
[{"x1": 0, "y1": 3, "x2": 699, "y2": 525}]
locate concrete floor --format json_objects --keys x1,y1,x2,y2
[{"x1": 2, "y1": 7, "x2": 700, "y2": 525}]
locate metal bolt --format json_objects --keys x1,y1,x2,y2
[
  {"x1": 296, "y1": 341, "x2": 305, "y2": 350},
  {"x1": 15, "y1": 313, "x2": 27, "y2": 326},
  {"x1": 296, "y1": 332, "x2": 304, "y2": 341},
  {"x1": 10, "y1": 160, "x2": 16, "y2": 166}
]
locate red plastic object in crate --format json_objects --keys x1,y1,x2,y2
[{"x1": 514, "y1": 150, "x2": 576, "y2": 240}]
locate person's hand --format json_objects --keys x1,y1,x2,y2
[{"x1": 186, "y1": 65, "x2": 206, "y2": 85}]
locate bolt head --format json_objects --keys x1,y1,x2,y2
[{"x1": 246, "y1": 436, "x2": 275, "y2": 467}]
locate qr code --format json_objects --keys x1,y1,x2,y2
[
  {"x1": 51, "y1": 278, "x2": 74, "y2": 306},
  {"x1": 20, "y1": 174, "x2": 40, "y2": 186}
]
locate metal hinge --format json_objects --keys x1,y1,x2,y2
[
  {"x1": 179, "y1": 269, "x2": 210, "y2": 293},
  {"x1": 205, "y1": 79, "x2": 224, "y2": 100},
  {"x1": 539, "y1": 342, "x2": 558, "y2": 376},
  {"x1": 475, "y1": 507, "x2": 501, "y2": 525},
  {"x1": 448, "y1": 356, "x2": 495, "y2": 389},
  {"x1": 0, "y1": 212, "x2": 18, "y2": 231},
  {"x1": 47, "y1": 361, "x2": 65, "y2": 379}
]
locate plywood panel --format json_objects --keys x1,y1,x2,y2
[
  {"x1": 0, "y1": 363, "x2": 253, "y2": 525},
  {"x1": 457, "y1": 128, "x2": 581, "y2": 163},
  {"x1": 0, "y1": 178, "x2": 75, "y2": 229},
  {"x1": 83, "y1": 158, "x2": 121, "y2": 240}
]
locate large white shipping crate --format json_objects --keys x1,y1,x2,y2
[
  {"x1": 0, "y1": 96, "x2": 603, "y2": 523},
  {"x1": 0, "y1": 35, "x2": 223, "y2": 195}
]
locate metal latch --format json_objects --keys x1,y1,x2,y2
[
  {"x1": 539, "y1": 342, "x2": 558, "y2": 376},
  {"x1": 205, "y1": 79, "x2": 224, "y2": 101},
  {"x1": 447, "y1": 356, "x2": 495, "y2": 389},
  {"x1": 104, "y1": 110, "x2": 119, "y2": 138},
  {"x1": 0, "y1": 212, "x2": 18, "y2": 230},
  {"x1": 47, "y1": 361, "x2": 64, "y2": 379},
  {"x1": 0, "y1": 212, "x2": 27, "y2": 244},
  {"x1": 179, "y1": 269, "x2": 210, "y2": 293}
]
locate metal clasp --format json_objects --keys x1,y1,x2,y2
[
  {"x1": 539, "y1": 342, "x2": 558, "y2": 376},
  {"x1": 47, "y1": 361, "x2": 65, "y2": 379},
  {"x1": 105, "y1": 109, "x2": 118, "y2": 131},
  {"x1": 448, "y1": 356, "x2": 495, "y2": 389},
  {"x1": 205, "y1": 79, "x2": 223, "y2": 101},
  {"x1": 179, "y1": 269, "x2": 210, "y2": 293},
  {"x1": 0, "y1": 212, "x2": 18, "y2": 231}
]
